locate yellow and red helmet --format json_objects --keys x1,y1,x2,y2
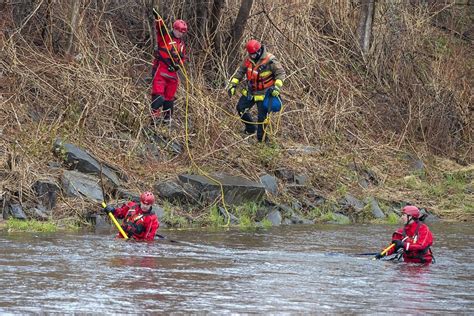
[
  {"x1": 173, "y1": 19, "x2": 188, "y2": 33},
  {"x1": 246, "y1": 39, "x2": 261, "y2": 54},
  {"x1": 402, "y1": 205, "x2": 420, "y2": 219},
  {"x1": 140, "y1": 191, "x2": 155, "y2": 205}
]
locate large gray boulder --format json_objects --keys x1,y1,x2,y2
[
  {"x1": 366, "y1": 197, "x2": 386, "y2": 219},
  {"x1": 151, "y1": 133, "x2": 183, "y2": 155},
  {"x1": 294, "y1": 174, "x2": 309, "y2": 186},
  {"x1": 4, "y1": 203, "x2": 27, "y2": 220},
  {"x1": 32, "y1": 178, "x2": 60, "y2": 210},
  {"x1": 260, "y1": 174, "x2": 278, "y2": 195},
  {"x1": 178, "y1": 173, "x2": 266, "y2": 205},
  {"x1": 274, "y1": 168, "x2": 295, "y2": 182},
  {"x1": 403, "y1": 154, "x2": 425, "y2": 172},
  {"x1": 327, "y1": 213, "x2": 351, "y2": 225},
  {"x1": 155, "y1": 179, "x2": 199, "y2": 204},
  {"x1": 53, "y1": 139, "x2": 120, "y2": 187},
  {"x1": 339, "y1": 194, "x2": 364, "y2": 212},
  {"x1": 289, "y1": 213, "x2": 314, "y2": 225},
  {"x1": 348, "y1": 163, "x2": 379, "y2": 187},
  {"x1": 61, "y1": 170, "x2": 103, "y2": 202},
  {"x1": 115, "y1": 188, "x2": 140, "y2": 201},
  {"x1": 152, "y1": 204, "x2": 166, "y2": 219},
  {"x1": 266, "y1": 210, "x2": 282, "y2": 226},
  {"x1": 30, "y1": 205, "x2": 50, "y2": 220}
]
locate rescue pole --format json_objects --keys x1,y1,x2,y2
[
  {"x1": 99, "y1": 164, "x2": 128, "y2": 240},
  {"x1": 101, "y1": 202, "x2": 128, "y2": 239},
  {"x1": 373, "y1": 236, "x2": 408, "y2": 260}
]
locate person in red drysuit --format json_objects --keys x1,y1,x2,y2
[
  {"x1": 376, "y1": 205, "x2": 434, "y2": 263},
  {"x1": 104, "y1": 191, "x2": 159, "y2": 241},
  {"x1": 150, "y1": 11, "x2": 187, "y2": 123}
]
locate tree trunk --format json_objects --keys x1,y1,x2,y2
[
  {"x1": 194, "y1": 0, "x2": 209, "y2": 40},
  {"x1": 66, "y1": 1, "x2": 81, "y2": 56},
  {"x1": 228, "y1": 0, "x2": 253, "y2": 71},
  {"x1": 0, "y1": 2, "x2": 13, "y2": 43},
  {"x1": 147, "y1": 0, "x2": 158, "y2": 51},
  {"x1": 357, "y1": 0, "x2": 375, "y2": 55},
  {"x1": 209, "y1": 0, "x2": 224, "y2": 52},
  {"x1": 11, "y1": 0, "x2": 35, "y2": 27}
]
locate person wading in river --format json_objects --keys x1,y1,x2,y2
[
  {"x1": 103, "y1": 192, "x2": 159, "y2": 241},
  {"x1": 375, "y1": 205, "x2": 434, "y2": 263}
]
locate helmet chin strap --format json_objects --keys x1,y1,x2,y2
[
  {"x1": 405, "y1": 215, "x2": 417, "y2": 225},
  {"x1": 251, "y1": 46, "x2": 263, "y2": 61},
  {"x1": 140, "y1": 203, "x2": 152, "y2": 211}
]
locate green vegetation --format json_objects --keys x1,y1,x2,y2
[
  {"x1": 235, "y1": 201, "x2": 260, "y2": 229},
  {"x1": 309, "y1": 203, "x2": 351, "y2": 225},
  {"x1": 56, "y1": 218, "x2": 83, "y2": 231},
  {"x1": 1, "y1": 2, "x2": 472, "y2": 227},
  {"x1": 396, "y1": 167, "x2": 472, "y2": 216},
  {"x1": 256, "y1": 142, "x2": 281, "y2": 168},
  {"x1": 335, "y1": 183, "x2": 348, "y2": 198},
  {"x1": 434, "y1": 35, "x2": 451, "y2": 56},
  {"x1": 320, "y1": 212, "x2": 351, "y2": 225},
  {"x1": 238, "y1": 214, "x2": 254, "y2": 230},
  {"x1": 206, "y1": 203, "x2": 274, "y2": 230},
  {"x1": 161, "y1": 201, "x2": 189, "y2": 228},
  {"x1": 6, "y1": 219, "x2": 57, "y2": 233},
  {"x1": 208, "y1": 205, "x2": 226, "y2": 228},
  {"x1": 386, "y1": 212, "x2": 400, "y2": 225},
  {"x1": 260, "y1": 218, "x2": 273, "y2": 229}
]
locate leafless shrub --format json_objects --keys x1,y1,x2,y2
[{"x1": 0, "y1": 0, "x2": 471, "y2": 219}]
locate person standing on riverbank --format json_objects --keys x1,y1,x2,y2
[
  {"x1": 227, "y1": 39, "x2": 286, "y2": 142},
  {"x1": 150, "y1": 9, "x2": 188, "y2": 124},
  {"x1": 103, "y1": 191, "x2": 159, "y2": 241},
  {"x1": 375, "y1": 205, "x2": 434, "y2": 263}
]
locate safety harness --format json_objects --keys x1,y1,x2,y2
[
  {"x1": 121, "y1": 205, "x2": 154, "y2": 237},
  {"x1": 401, "y1": 221, "x2": 434, "y2": 263},
  {"x1": 156, "y1": 25, "x2": 184, "y2": 71},
  {"x1": 245, "y1": 53, "x2": 276, "y2": 92}
]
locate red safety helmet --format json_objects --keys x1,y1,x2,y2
[
  {"x1": 402, "y1": 205, "x2": 420, "y2": 219},
  {"x1": 140, "y1": 191, "x2": 155, "y2": 205},
  {"x1": 173, "y1": 19, "x2": 188, "y2": 33},
  {"x1": 246, "y1": 39, "x2": 261, "y2": 54}
]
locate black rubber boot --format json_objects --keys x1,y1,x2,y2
[
  {"x1": 163, "y1": 100, "x2": 174, "y2": 123},
  {"x1": 151, "y1": 94, "x2": 164, "y2": 112}
]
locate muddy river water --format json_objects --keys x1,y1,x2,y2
[{"x1": 1, "y1": 223, "x2": 473, "y2": 313}]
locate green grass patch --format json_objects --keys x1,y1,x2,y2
[
  {"x1": 204, "y1": 202, "x2": 268, "y2": 229},
  {"x1": 256, "y1": 142, "x2": 281, "y2": 168},
  {"x1": 308, "y1": 202, "x2": 346, "y2": 223},
  {"x1": 235, "y1": 201, "x2": 260, "y2": 229},
  {"x1": 260, "y1": 218, "x2": 272, "y2": 229},
  {"x1": 386, "y1": 212, "x2": 399, "y2": 224},
  {"x1": 161, "y1": 201, "x2": 189, "y2": 228},
  {"x1": 57, "y1": 218, "x2": 83, "y2": 231},
  {"x1": 318, "y1": 211, "x2": 351, "y2": 224},
  {"x1": 235, "y1": 202, "x2": 258, "y2": 218},
  {"x1": 238, "y1": 214, "x2": 254, "y2": 229},
  {"x1": 335, "y1": 183, "x2": 348, "y2": 198},
  {"x1": 392, "y1": 164, "x2": 473, "y2": 218},
  {"x1": 207, "y1": 205, "x2": 226, "y2": 228},
  {"x1": 320, "y1": 211, "x2": 336, "y2": 222},
  {"x1": 441, "y1": 173, "x2": 469, "y2": 194},
  {"x1": 6, "y1": 218, "x2": 57, "y2": 232},
  {"x1": 402, "y1": 175, "x2": 424, "y2": 190}
]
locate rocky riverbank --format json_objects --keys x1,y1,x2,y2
[{"x1": 3, "y1": 136, "x2": 472, "y2": 233}]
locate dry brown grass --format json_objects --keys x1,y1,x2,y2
[{"x1": 0, "y1": 1, "x2": 472, "y2": 220}]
